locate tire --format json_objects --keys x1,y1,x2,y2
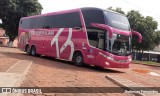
[
  {"x1": 30, "y1": 46, "x2": 37, "y2": 56},
  {"x1": 73, "y1": 53, "x2": 84, "y2": 66},
  {"x1": 26, "y1": 46, "x2": 30, "y2": 55}
]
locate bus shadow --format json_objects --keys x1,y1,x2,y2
[
  {"x1": 40, "y1": 55, "x2": 124, "y2": 73},
  {"x1": 0, "y1": 50, "x2": 124, "y2": 73},
  {"x1": 39, "y1": 55, "x2": 124, "y2": 73}
]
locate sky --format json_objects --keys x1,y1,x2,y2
[{"x1": 38, "y1": 0, "x2": 159, "y2": 30}]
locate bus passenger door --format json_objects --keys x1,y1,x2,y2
[
  {"x1": 95, "y1": 30, "x2": 105, "y2": 66},
  {"x1": 86, "y1": 29, "x2": 96, "y2": 65},
  {"x1": 88, "y1": 47, "x2": 97, "y2": 65}
]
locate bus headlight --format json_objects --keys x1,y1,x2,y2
[
  {"x1": 99, "y1": 52, "x2": 114, "y2": 61},
  {"x1": 105, "y1": 62, "x2": 110, "y2": 65}
]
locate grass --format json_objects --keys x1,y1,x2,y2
[{"x1": 132, "y1": 60, "x2": 160, "y2": 66}]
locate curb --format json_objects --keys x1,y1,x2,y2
[{"x1": 132, "y1": 62, "x2": 160, "y2": 67}]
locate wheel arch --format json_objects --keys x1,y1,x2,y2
[
  {"x1": 25, "y1": 44, "x2": 30, "y2": 52},
  {"x1": 30, "y1": 44, "x2": 37, "y2": 56},
  {"x1": 72, "y1": 50, "x2": 84, "y2": 61},
  {"x1": 31, "y1": 44, "x2": 36, "y2": 49}
]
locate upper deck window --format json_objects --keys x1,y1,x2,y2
[
  {"x1": 20, "y1": 12, "x2": 81, "y2": 29},
  {"x1": 81, "y1": 8, "x2": 105, "y2": 28},
  {"x1": 45, "y1": 12, "x2": 81, "y2": 28},
  {"x1": 19, "y1": 19, "x2": 30, "y2": 29}
]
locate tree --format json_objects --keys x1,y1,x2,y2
[
  {"x1": 153, "y1": 30, "x2": 160, "y2": 47},
  {"x1": 0, "y1": 0, "x2": 42, "y2": 41},
  {"x1": 127, "y1": 11, "x2": 158, "y2": 51}
]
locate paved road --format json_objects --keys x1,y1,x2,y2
[{"x1": 0, "y1": 46, "x2": 160, "y2": 96}]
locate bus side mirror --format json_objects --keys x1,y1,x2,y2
[
  {"x1": 131, "y1": 30, "x2": 142, "y2": 43},
  {"x1": 91, "y1": 23, "x2": 113, "y2": 38}
]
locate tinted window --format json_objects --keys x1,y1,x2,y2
[
  {"x1": 20, "y1": 12, "x2": 81, "y2": 29},
  {"x1": 45, "y1": 12, "x2": 81, "y2": 28},
  {"x1": 36, "y1": 17, "x2": 45, "y2": 28},
  {"x1": 30, "y1": 18, "x2": 37, "y2": 29},
  {"x1": 29, "y1": 16, "x2": 45, "y2": 29},
  {"x1": 81, "y1": 8, "x2": 105, "y2": 28},
  {"x1": 20, "y1": 19, "x2": 30, "y2": 29}
]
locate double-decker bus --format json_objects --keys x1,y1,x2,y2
[{"x1": 18, "y1": 7, "x2": 142, "y2": 68}]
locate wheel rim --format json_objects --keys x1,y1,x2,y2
[
  {"x1": 27, "y1": 47, "x2": 30, "y2": 53},
  {"x1": 76, "y1": 56, "x2": 82, "y2": 63},
  {"x1": 31, "y1": 48, "x2": 35, "y2": 55}
]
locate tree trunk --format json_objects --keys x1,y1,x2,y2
[{"x1": 8, "y1": 36, "x2": 15, "y2": 47}]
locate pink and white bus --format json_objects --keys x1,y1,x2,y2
[{"x1": 18, "y1": 7, "x2": 142, "y2": 68}]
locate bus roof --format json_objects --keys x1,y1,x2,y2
[
  {"x1": 21, "y1": 7, "x2": 125, "y2": 20},
  {"x1": 81, "y1": 7, "x2": 125, "y2": 16},
  {"x1": 21, "y1": 8, "x2": 80, "y2": 19}
]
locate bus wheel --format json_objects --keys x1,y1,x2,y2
[
  {"x1": 73, "y1": 53, "x2": 84, "y2": 66},
  {"x1": 26, "y1": 46, "x2": 31, "y2": 55},
  {"x1": 31, "y1": 46, "x2": 36, "y2": 56}
]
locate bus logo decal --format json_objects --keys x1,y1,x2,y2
[{"x1": 51, "y1": 28, "x2": 74, "y2": 60}]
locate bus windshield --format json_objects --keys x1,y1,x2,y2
[
  {"x1": 106, "y1": 33, "x2": 131, "y2": 56},
  {"x1": 104, "y1": 11, "x2": 130, "y2": 31}
]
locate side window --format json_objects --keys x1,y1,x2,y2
[
  {"x1": 45, "y1": 12, "x2": 81, "y2": 28},
  {"x1": 19, "y1": 20, "x2": 23, "y2": 28},
  {"x1": 36, "y1": 17, "x2": 45, "y2": 28},
  {"x1": 81, "y1": 9, "x2": 105, "y2": 27},
  {"x1": 21, "y1": 17, "x2": 45, "y2": 29},
  {"x1": 20, "y1": 18, "x2": 30, "y2": 29},
  {"x1": 87, "y1": 29, "x2": 105, "y2": 49},
  {"x1": 30, "y1": 18, "x2": 37, "y2": 29},
  {"x1": 87, "y1": 31, "x2": 98, "y2": 47},
  {"x1": 20, "y1": 12, "x2": 81, "y2": 29}
]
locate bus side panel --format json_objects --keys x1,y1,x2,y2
[
  {"x1": 25, "y1": 28, "x2": 55, "y2": 57},
  {"x1": 44, "y1": 35, "x2": 54, "y2": 57},
  {"x1": 29, "y1": 31, "x2": 43, "y2": 55},
  {"x1": 57, "y1": 28, "x2": 68, "y2": 59}
]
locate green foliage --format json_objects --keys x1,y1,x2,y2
[
  {"x1": 127, "y1": 10, "x2": 158, "y2": 51},
  {"x1": 153, "y1": 31, "x2": 160, "y2": 46},
  {"x1": 0, "y1": 0, "x2": 42, "y2": 41},
  {"x1": 107, "y1": 7, "x2": 159, "y2": 51}
]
